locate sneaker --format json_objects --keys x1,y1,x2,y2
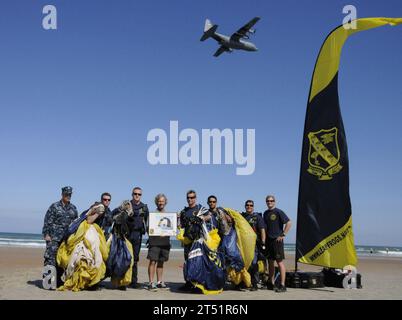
[
  {"x1": 157, "y1": 282, "x2": 168, "y2": 289},
  {"x1": 275, "y1": 285, "x2": 287, "y2": 293},
  {"x1": 234, "y1": 284, "x2": 248, "y2": 292},
  {"x1": 148, "y1": 283, "x2": 158, "y2": 292},
  {"x1": 130, "y1": 283, "x2": 141, "y2": 289},
  {"x1": 265, "y1": 283, "x2": 276, "y2": 290},
  {"x1": 249, "y1": 286, "x2": 258, "y2": 292},
  {"x1": 117, "y1": 286, "x2": 127, "y2": 291}
]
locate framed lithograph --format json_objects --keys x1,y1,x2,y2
[{"x1": 148, "y1": 212, "x2": 177, "y2": 236}]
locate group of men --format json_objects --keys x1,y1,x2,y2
[
  {"x1": 42, "y1": 186, "x2": 291, "y2": 293},
  {"x1": 43, "y1": 186, "x2": 149, "y2": 289},
  {"x1": 178, "y1": 190, "x2": 291, "y2": 293}
]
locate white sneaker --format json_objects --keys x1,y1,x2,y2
[
  {"x1": 148, "y1": 282, "x2": 158, "y2": 291},
  {"x1": 157, "y1": 281, "x2": 168, "y2": 289}
]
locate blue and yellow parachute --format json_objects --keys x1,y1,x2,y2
[
  {"x1": 106, "y1": 235, "x2": 134, "y2": 288},
  {"x1": 56, "y1": 221, "x2": 109, "y2": 291},
  {"x1": 184, "y1": 228, "x2": 225, "y2": 295},
  {"x1": 178, "y1": 208, "x2": 257, "y2": 292},
  {"x1": 224, "y1": 208, "x2": 256, "y2": 288}
]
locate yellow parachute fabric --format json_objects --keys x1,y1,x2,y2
[
  {"x1": 204, "y1": 228, "x2": 221, "y2": 251},
  {"x1": 176, "y1": 227, "x2": 192, "y2": 246},
  {"x1": 177, "y1": 220, "x2": 222, "y2": 250},
  {"x1": 106, "y1": 236, "x2": 134, "y2": 288},
  {"x1": 56, "y1": 221, "x2": 109, "y2": 291},
  {"x1": 223, "y1": 208, "x2": 256, "y2": 288},
  {"x1": 193, "y1": 283, "x2": 223, "y2": 295},
  {"x1": 224, "y1": 208, "x2": 256, "y2": 269},
  {"x1": 258, "y1": 260, "x2": 266, "y2": 274},
  {"x1": 227, "y1": 267, "x2": 251, "y2": 287}
]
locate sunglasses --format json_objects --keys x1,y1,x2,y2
[
  {"x1": 133, "y1": 193, "x2": 142, "y2": 196},
  {"x1": 208, "y1": 200, "x2": 217, "y2": 203},
  {"x1": 267, "y1": 200, "x2": 275, "y2": 203},
  {"x1": 246, "y1": 204, "x2": 254, "y2": 207},
  {"x1": 102, "y1": 198, "x2": 111, "y2": 202},
  {"x1": 187, "y1": 196, "x2": 196, "y2": 200}
]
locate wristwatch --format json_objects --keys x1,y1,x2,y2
[{"x1": 281, "y1": 232, "x2": 286, "y2": 237}]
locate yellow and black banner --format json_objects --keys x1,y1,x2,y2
[{"x1": 296, "y1": 18, "x2": 402, "y2": 268}]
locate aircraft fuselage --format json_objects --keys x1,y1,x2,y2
[{"x1": 212, "y1": 32, "x2": 258, "y2": 51}]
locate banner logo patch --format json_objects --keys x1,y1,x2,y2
[{"x1": 307, "y1": 127, "x2": 343, "y2": 180}]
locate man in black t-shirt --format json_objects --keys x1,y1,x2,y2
[{"x1": 263, "y1": 195, "x2": 291, "y2": 293}]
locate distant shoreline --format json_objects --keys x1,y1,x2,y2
[
  {"x1": 1, "y1": 231, "x2": 401, "y2": 258},
  {"x1": 1, "y1": 231, "x2": 400, "y2": 250}
]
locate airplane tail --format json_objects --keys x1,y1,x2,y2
[{"x1": 200, "y1": 19, "x2": 218, "y2": 41}]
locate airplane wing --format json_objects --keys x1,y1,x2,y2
[
  {"x1": 213, "y1": 45, "x2": 229, "y2": 57},
  {"x1": 230, "y1": 17, "x2": 260, "y2": 41}
]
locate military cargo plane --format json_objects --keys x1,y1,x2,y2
[{"x1": 200, "y1": 17, "x2": 260, "y2": 57}]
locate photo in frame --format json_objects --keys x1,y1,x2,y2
[{"x1": 148, "y1": 212, "x2": 177, "y2": 236}]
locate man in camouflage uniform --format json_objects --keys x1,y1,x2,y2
[{"x1": 42, "y1": 186, "x2": 78, "y2": 283}]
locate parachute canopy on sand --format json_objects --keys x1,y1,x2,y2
[
  {"x1": 179, "y1": 207, "x2": 257, "y2": 292},
  {"x1": 57, "y1": 221, "x2": 108, "y2": 291},
  {"x1": 185, "y1": 228, "x2": 225, "y2": 295},
  {"x1": 224, "y1": 208, "x2": 256, "y2": 270},
  {"x1": 221, "y1": 228, "x2": 244, "y2": 267}
]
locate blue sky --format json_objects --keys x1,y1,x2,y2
[{"x1": 0, "y1": 0, "x2": 401, "y2": 246}]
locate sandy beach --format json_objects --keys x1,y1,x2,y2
[{"x1": 0, "y1": 246, "x2": 401, "y2": 300}]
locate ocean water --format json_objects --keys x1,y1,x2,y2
[
  {"x1": 0, "y1": 232, "x2": 401, "y2": 257},
  {"x1": 0, "y1": 232, "x2": 185, "y2": 251}
]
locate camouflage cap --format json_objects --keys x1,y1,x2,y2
[{"x1": 62, "y1": 186, "x2": 73, "y2": 194}]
